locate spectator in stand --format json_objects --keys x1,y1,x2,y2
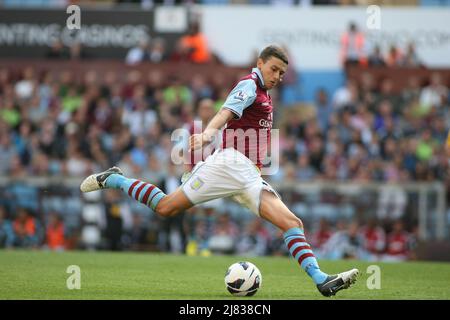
[
  {"x1": 179, "y1": 21, "x2": 211, "y2": 64},
  {"x1": 0, "y1": 98, "x2": 21, "y2": 129},
  {"x1": 340, "y1": 22, "x2": 367, "y2": 68},
  {"x1": 420, "y1": 72, "x2": 449, "y2": 111},
  {"x1": 367, "y1": 45, "x2": 386, "y2": 67},
  {"x1": 125, "y1": 37, "x2": 150, "y2": 65},
  {"x1": 385, "y1": 44, "x2": 403, "y2": 67},
  {"x1": 130, "y1": 136, "x2": 149, "y2": 169},
  {"x1": 169, "y1": 38, "x2": 191, "y2": 63},
  {"x1": 376, "y1": 164, "x2": 407, "y2": 222},
  {"x1": 318, "y1": 220, "x2": 365, "y2": 260},
  {"x1": 103, "y1": 190, "x2": 132, "y2": 251},
  {"x1": 208, "y1": 213, "x2": 239, "y2": 254},
  {"x1": 69, "y1": 41, "x2": 89, "y2": 60},
  {"x1": 268, "y1": 229, "x2": 289, "y2": 256},
  {"x1": 310, "y1": 218, "x2": 333, "y2": 251},
  {"x1": 400, "y1": 42, "x2": 422, "y2": 68},
  {"x1": 186, "y1": 218, "x2": 212, "y2": 256},
  {"x1": 45, "y1": 212, "x2": 66, "y2": 251},
  {"x1": 0, "y1": 206, "x2": 15, "y2": 248},
  {"x1": 46, "y1": 39, "x2": 69, "y2": 59},
  {"x1": 359, "y1": 72, "x2": 377, "y2": 108},
  {"x1": 278, "y1": 45, "x2": 300, "y2": 104},
  {"x1": 360, "y1": 218, "x2": 386, "y2": 260},
  {"x1": 15, "y1": 66, "x2": 36, "y2": 101},
  {"x1": 122, "y1": 95, "x2": 158, "y2": 138},
  {"x1": 374, "y1": 78, "x2": 403, "y2": 115},
  {"x1": 236, "y1": 219, "x2": 271, "y2": 257},
  {"x1": 190, "y1": 74, "x2": 214, "y2": 104},
  {"x1": 0, "y1": 57, "x2": 449, "y2": 257},
  {"x1": 163, "y1": 75, "x2": 193, "y2": 108},
  {"x1": 402, "y1": 76, "x2": 422, "y2": 106},
  {"x1": 332, "y1": 79, "x2": 359, "y2": 111},
  {"x1": 183, "y1": 98, "x2": 216, "y2": 171},
  {"x1": 382, "y1": 220, "x2": 413, "y2": 262},
  {"x1": 432, "y1": 116, "x2": 448, "y2": 145},
  {"x1": 307, "y1": 135, "x2": 326, "y2": 174},
  {"x1": 0, "y1": 130, "x2": 16, "y2": 175},
  {"x1": 148, "y1": 37, "x2": 168, "y2": 63},
  {"x1": 314, "y1": 88, "x2": 333, "y2": 132},
  {"x1": 296, "y1": 154, "x2": 317, "y2": 181},
  {"x1": 415, "y1": 129, "x2": 438, "y2": 162},
  {"x1": 128, "y1": 214, "x2": 149, "y2": 251},
  {"x1": 336, "y1": 108, "x2": 354, "y2": 145},
  {"x1": 13, "y1": 208, "x2": 42, "y2": 248}
]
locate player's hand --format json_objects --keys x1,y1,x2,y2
[{"x1": 189, "y1": 133, "x2": 208, "y2": 151}]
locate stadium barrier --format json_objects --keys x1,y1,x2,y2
[{"x1": 0, "y1": 176, "x2": 446, "y2": 241}]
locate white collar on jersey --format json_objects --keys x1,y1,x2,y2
[{"x1": 252, "y1": 67, "x2": 265, "y2": 87}]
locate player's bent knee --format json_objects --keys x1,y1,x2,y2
[
  {"x1": 284, "y1": 213, "x2": 303, "y2": 230},
  {"x1": 155, "y1": 189, "x2": 193, "y2": 217},
  {"x1": 291, "y1": 216, "x2": 304, "y2": 230},
  {"x1": 156, "y1": 205, "x2": 178, "y2": 217},
  {"x1": 155, "y1": 199, "x2": 179, "y2": 217}
]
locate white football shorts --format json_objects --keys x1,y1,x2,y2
[{"x1": 181, "y1": 148, "x2": 280, "y2": 216}]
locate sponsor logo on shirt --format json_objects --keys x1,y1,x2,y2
[{"x1": 259, "y1": 119, "x2": 272, "y2": 128}]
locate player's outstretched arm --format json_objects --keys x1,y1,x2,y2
[{"x1": 189, "y1": 108, "x2": 234, "y2": 150}]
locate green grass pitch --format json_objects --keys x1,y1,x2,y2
[{"x1": 0, "y1": 250, "x2": 449, "y2": 299}]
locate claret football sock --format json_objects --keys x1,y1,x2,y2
[
  {"x1": 283, "y1": 227, "x2": 328, "y2": 285},
  {"x1": 105, "y1": 174, "x2": 166, "y2": 211}
]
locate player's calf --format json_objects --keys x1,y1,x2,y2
[{"x1": 80, "y1": 167, "x2": 166, "y2": 211}]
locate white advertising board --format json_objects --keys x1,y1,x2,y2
[{"x1": 200, "y1": 6, "x2": 450, "y2": 70}]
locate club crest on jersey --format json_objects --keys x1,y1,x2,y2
[
  {"x1": 190, "y1": 177, "x2": 204, "y2": 191},
  {"x1": 234, "y1": 90, "x2": 247, "y2": 101}
]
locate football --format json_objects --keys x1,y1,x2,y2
[{"x1": 224, "y1": 261, "x2": 262, "y2": 296}]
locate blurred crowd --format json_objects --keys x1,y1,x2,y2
[
  {"x1": 0, "y1": 57, "x2": 447, "y2": 258},
  {"x1": 1, "y1": 14, "x2": 449, "y2": 259},
  {"x1": 0, "y1": 202, "x2": 418, "y2": 262},
  {"x1": 1, "y1": 59, "x2": 447, "y2": 183},
  {"x1": 276, "y1": 71, "x2": 449, "y2": 185},
  {"x1": 184, "y1": 210, "x2": 418, "y2": 262}
]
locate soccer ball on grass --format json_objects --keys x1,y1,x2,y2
[{"x1": 224, "y1": 261, "x2": 262, "y2": 296}]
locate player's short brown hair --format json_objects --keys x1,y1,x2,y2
[{"x1": 259, "y1": 45, "x2": 289, "y2": 65}]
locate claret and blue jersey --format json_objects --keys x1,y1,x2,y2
[{"x1": 221, "y1": 67, "x2": 273, "y2": 168}]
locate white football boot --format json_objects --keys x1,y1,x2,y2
[
  {"x1": 80, "y1": 166, "x2": 123, "y2": 193},
  {"x1": 317, "y1": 268, "x2": 359, "y2": 297}
]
